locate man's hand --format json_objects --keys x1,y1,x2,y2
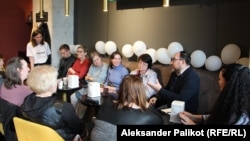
[{"x1": 147, "y1": 79, "x2": 162, "y2": 91}]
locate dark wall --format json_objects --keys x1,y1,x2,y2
[
  {"x1": 74, "y1": 0, "x2": 250, "y2": 59},
  {"x1": 0, "y1": 0, "x2": 32, "y2": 62}
]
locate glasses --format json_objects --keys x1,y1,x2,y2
[
  {"x1": 171, "y1": 58, "x2": 183, "y2": 62},
  {"x1": 77, "y1": 50, "x2": 83, "y2": 53}
]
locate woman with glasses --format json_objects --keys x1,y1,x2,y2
[
  {"x1": 67, "y1": 45, "x2": 90, "y2": 80},
  {"x1": 130, "y1": 53, "x2": 158, "y2": 99}
]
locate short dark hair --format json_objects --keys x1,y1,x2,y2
[
  {"x1": 138, "y1": 54, "x2": 152, "y2": 69},
  {"x1": 59, "y1": 44, "x2": 70, "y2": 51},
  {"x1": 179, "y1": 51, "x2": 191, "y2": 65}
]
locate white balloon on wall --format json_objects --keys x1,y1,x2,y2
[
  {"x1": 221, "y1": 43, "x2": 241, "y2": 64},
  {"x1": 145, "y1": 48, "x2": 157, "y2": 63},
  {"x1": 95, "y1": 41, "x2": 106, "y2": 54},
  {"x1": 156, "y1": 48, "x2": 170, "y2": 64},
  {"x1": 205, "y1": 55, "x2": 222, "y2": 71},
  {"x1": 69, "y1": 45, "x2": 76, "y2": 54},
  {"x1": 122, "y1": 44, "x2": 134, "y2": 58},
  {"x1": 167, "y1": 42, "x2": 184, "y2": 57},
  {"x1": 237, "y1": 57, "x2": 249, "y2": 67},
  {"x1": 191, "y1": 50, "x2": 206, "y2": 68},
  {"x1": 133, "y1": 40, "x2": 147, "y2": 57},
  {"x1": 104, "y1": 41, "x2": 117, "y2": 55}
]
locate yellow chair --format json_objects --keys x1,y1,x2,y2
[
  {"x1": 0, "y1": 122, "x2": 4, "y2": 135},
  {"x1": 13, "y1": 117, "x2": 64, "y2": 141}
]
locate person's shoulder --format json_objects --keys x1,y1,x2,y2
[
  {"x1": 148, "y1": 69, "x2": 157, "y2": 75},
  {"x1": 26, "y1": 42, "x2": 33, "y2": 47}
]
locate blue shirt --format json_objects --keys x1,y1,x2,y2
[{"x1": 105, "y1": 64, "x2": 129, "y2": 90}]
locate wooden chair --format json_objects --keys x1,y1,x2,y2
[{"x1": 13, "y1": 117, "x2": 64, "y2": 141}]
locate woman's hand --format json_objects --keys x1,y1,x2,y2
[{"x1": 68, "y1": 67, "x2": 76, "y2": 74}]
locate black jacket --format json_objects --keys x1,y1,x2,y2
[
  {"x1": 58, "y1": 54, "x2": 76, "y2": 79},
  {"x1": 0, "y1": 98, "x2": 20, "y2": 141},
  {"x1": 96, "y1": 99, "x2": 164, "y2": 125},
  {"x1": 21, "y1": 93, "x2": 86, "y2": 141},
  {"x1": 154, "y1": 67, "x2": 200, "y2": 114}
]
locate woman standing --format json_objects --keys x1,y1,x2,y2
[{"x1": 26, "y1": 29, "x2": 51, "y2": 70}]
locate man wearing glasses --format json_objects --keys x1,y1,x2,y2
[{"x1": 148, "y1": 51, "x2": 200, "y2": 114}]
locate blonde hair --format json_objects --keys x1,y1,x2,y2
[{"x1": 27, "y1": 65, "x2": 58, "y2": 94}]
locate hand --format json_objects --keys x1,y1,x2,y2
[
  {"x1": 148, "y1": 97, "x2": 157, "y2": 105},
  {"x1": 85, "y1": 75, "x2": 93, "y2": 81},
  {"x1": 68, "y1": 68, "x2": 75, "y2": 74},
  {"x1": 179, "y1": 111, "x2": 202, "y2": 125},
  {"x1": 147, "y1": 79, "x2": 162, "y2": 91},
  {"x1": 179, "y1": 112, "x2": 196, "y2": 125}
]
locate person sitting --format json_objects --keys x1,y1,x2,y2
[
  {"x1": 70, "y1": 51, "x2": 108, "y2": 108},
  {"x1": 57, "y1": 44, "x2": 76, "y2": 79},
  {"x1": 148, "y1": 51, "x2": 200, "y2": 114},
  {"x1": 0, "y1": 57, "x2": 32, "y2": 141},
  {"x1": 0, "y1": 54, "x2": 5, "y2": 80},
  {"x1": 21, "y1": 65, "x2": 88, "y2": 141},
  {"x1": 91, "y1": 75, "x2": 164, "y2": 141},
  {"x1": 67, "y1": 45, "x2": 90, "y2": 80},
  {"x1": 130, "y1": 53, "x2": 157, "y2": 99},
  {"x1": 0, "y1": 54, "x2": 5, "y2": 86},
  {"x1": 179, "y1": 63, "x2": 250, "y2": 125},
  {"x1": 103, "y1": 51, "x2": 129, "y2": 98}
]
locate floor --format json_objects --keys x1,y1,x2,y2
[{"x1": 0, "y1": 133, "x2": 6, "y2": 141}]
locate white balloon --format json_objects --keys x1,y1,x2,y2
[
  {"x1": 69, "y1": 45, "x2": 76, "y2": 54},
  {"x1": 191, "y1": 50, "x2": 206, "y2": 68},
  {"x1": 205, "y1": 55, "x2": 222, "y2": 71},
  {"x1": 95, "y1": 41, "x2": 105, "y2": 54},
  {"x1": 167, "y1": 42, "x2": 184, "y2": 57},
  {"x1": 122, "y1": 44, "x2": 133, "y2": 58},
  {"x1": 221, "y1": 43, "x2": 241, "y2": 64},
  {"x1": 237, "y1": 57, "x2": 249, "y2": 67},
  {"x1": 70, "y1": 44, "x2": 81, "y2": 54},
  {"x1": 133, "y1": 41, "x2": 147, "y2": 57},
  {"x1": 145, "y1": 48, "x2": 157, "y2": 63},
  {"x1": 156, "y1": 48, "x2": 170, "y2": 64},
  {"x1": 104, "y1": 41, "x2": 117, "y2": 55}
]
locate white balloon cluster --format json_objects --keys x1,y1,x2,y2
[
  {"x1": 94, "y1": 41, "x2": 246, "y2": 71},
  {"x1": 95, "y1": 41, "x2": 117, "y2": 55}
]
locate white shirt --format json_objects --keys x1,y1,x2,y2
[{"x1": 26, "y1": 42, "x2": 51, "y2": 64}]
